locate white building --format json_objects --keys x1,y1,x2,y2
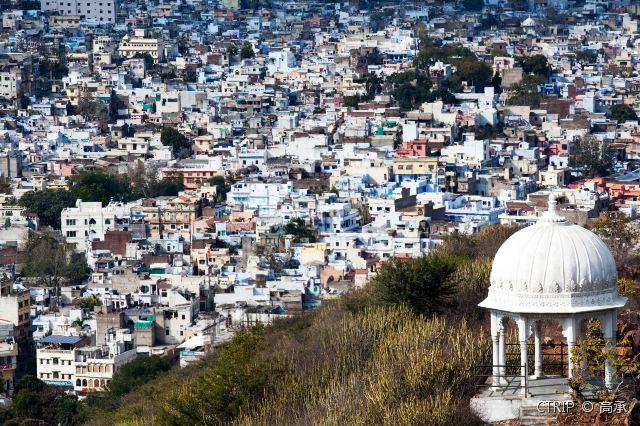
[
  {"x1": 315, "y1": 202, "x2": 358, "y2": 234},
  {"x1": 61, "y1": 200, "x2": 130, "y2": 252},
  {"x1": 36, "y1": 328, "x2": 137, "y2": 394},
  {"x1": 40, "y1": 0, "x2": 116, "y2": 24},
  {"x1": 119, "y1": 29, "x2": 165, "y2": 63},
  {"x1": 228, "y1": 182, "x2": 293, "y2": 216}
]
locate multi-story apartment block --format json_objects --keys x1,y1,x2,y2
[
  {"x1": 315, "y1": 202, "x2": 358, "y2": 234},
  {"x1": 0, "y1": 281, "x2": 30, "y2": 342},
  {"x1": 40, "y1": 0, "x2": 116, "y2": 24},
  {"x1": 73, "y1": 329, "x2": 136, "y2": 393},
  {"x1": 61, "y1": 200, "x2": 131, "y2": 251},
  {"x1": 139, "y1": 197, "x2": 199, "y2": 240},
  {"x1": 37, "y1": 335, "x2": 89, "y2": 389},
  {"x1": 0, "y1": 320, "x2": 17, "y2": 396},
  {"x1": 37, "y1": 328, "x2": 136, "y2": 393}
]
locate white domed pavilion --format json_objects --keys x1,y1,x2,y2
[{"x1": 479, "y1": 194, "x2": 627, "y2": 392}]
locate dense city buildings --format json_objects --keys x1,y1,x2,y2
[{"x1": 0, "y1": 0, "x2": 639, "y2": 423}]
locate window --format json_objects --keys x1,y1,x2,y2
[
  {"x1": 165, "y1": 330, "x2": 169, "y2": 336},
  {"x1": 66, "y1": 231, "x2": 77, "y2": 237},
  {"x1": 66, "y1": 219, "x2": 76, "y2": 226}
]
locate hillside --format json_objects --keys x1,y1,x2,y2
[
  {"x1": 85, "y1": 303, "x2": 489, "y2": 425},
  {"x1": 81, "y1": 228, "x2": 516, "y2": 425}
]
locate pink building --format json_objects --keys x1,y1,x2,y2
[{"x1": 396, "y1": 139, "x2": 429, "y2": 157}]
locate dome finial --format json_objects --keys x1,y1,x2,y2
[
  {"x1": 548, "y1": 193, "x2": 557, "y2": 213},
  {"x1": 542, "y1": 192, "x2": 565, "y2": 222}
]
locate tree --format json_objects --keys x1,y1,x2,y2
[
  {"x1": 208, "y1": 176, "x2": 230, "y2": 204},
  {"x1": 363, "y1": 73, "x2": 383, "y2": 101},
  {"x1": 474, "y1": 124, "x2": 503, "y2": 140},
  {"x1": 413, "y1": 44, "x2": 473, "y2": 69},
  {"x1": 462, "y1": 0, "x2": 483, "y2": 11},
  {"x1": 76, "y1": 97, "x2": 110, "y2": 122},
  {"x1": 343, "y1": 95, "x2": 362, "y2": 109},
  {"x1": 227, "y1": 44, "x2": 238, "y2": 60},
  {"x1": 19, "y1": 189, "x2": 76, "y2": 229},
  {"x1": 3, "y1": 375, "x2": 82, "y2": 424},
  {"x1": 39, "y1": 60, "x2": 68, "y2": 79},
  {"x1": 506, "y1": 74, "x2": 545, "y2": 107},
  {"x1": 455, "y1": 58, "x2": 492, "y2": 88},
  {"x1": 370, "y1": 252, "x2": 461, "y2": 315},
  {"x1": 12, "y1": 389, "x2": 43, "y2": 419},
  {"x1": 519, "y1": 54, "x2": 549, "y2": 76},
  {"x1": 77, "y1": 294, "x2": 101, "y2": 310},
  {"x1": 0, "y1": 176, "x2": 12, "y2": 194},
  {"x1": 54, "y1": 394, "x2": 81, "y2": 426},
  {"x1": 607, "y1": 104, "x2": 638, "y2": 124},
  {"x1": 132, "y1": 52, "x2": 154, "y2": 69},
  {"x1": 129, "y1": 163, "x2": 184, "y2": 199},
  {"x1": 69, "y1": 170, "x2": 130, "y2": 206},
  {"x1": 240, "y1": 41, "x2": 255, "y2": 59},
  {"x1": 592, "y1": 212, "x2": 640, "y2": 274},
  {"x1": 161, "y1": 127, "x2": 191, "y2": 158},
  {"x1": 570, "y1": 135, "x2": 615, "y2": 178},
  {"x1": 107, "y1": 355, "x2": 171, "y2": 396},
  {"x1": 184, "y1": 70, "x2": 197, "y2": 83},
  {"x1": 23, "y1": 235, "x2": 88, "y2": 290},
  {"x1": 389, "y1": 70, "x2": 432, "y2": 110},
  {"x1": 439, "y1": 224, "x2": 520, "y2": 260},
  {"x1": 282, "y1": 218, "x2": 315, "y2": 243},
  {"x1": 575, "y1": 50, "x2": 597, "y2": 65}
]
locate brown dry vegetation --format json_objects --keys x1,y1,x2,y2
[
  {"x1": 85, "y1": 303, "x2": 491, "y2": 426},
  {"x1": 82, "y1": 226, "x2": 523, "y2": 426}
]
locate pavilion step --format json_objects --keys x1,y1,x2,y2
[{"x1": 519, "y1": 406, "x2": 559, "y2": 426}]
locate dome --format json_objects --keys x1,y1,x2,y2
[{"x1": 480, "y1": 195, "x2": 626, "y2": 314}]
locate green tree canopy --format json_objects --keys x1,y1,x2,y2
[
  {"x1": 607, "y1": 104, "x2": 639, "y2": 123},
  {"x1": 282, "y1": 218, "x2": 316, "y2": 243},
  {"x1": 240, "y1": 41, "x2": 255, "y2": 59},
  {"x1": 518, "y1": 54, "x2": 549, "y2": 76},
  {"x1": 455, "y1": 58, "x2": 492, "y2": 88},
  {"x1": 569, "y1": 135, "x2": 615, "y2": 178},
  {"x1": 69, "y1": 170, "x2": 130, "y2": 206},
  {"x1": 208, "y1": 175, "x2": 230, "y2": 203},
  {"x1": 76, "y1": 97, "x2": 110, "y2": 122},
  {"x1": 370, "y1": 252, "x2": 461, "y2": 315},
  {"x1": 506, "y1": 74, "x2": 545, "y2": 107},
  {"x1": 77, "y1": 294, "x2": 102, "y2": 310},
  {"x1": 462, "y1": 0, "x2": 484, "y2": 11},
  {"x1": 161, "y1": 127, "x2": 191, "y2": 158},
  {"x1": 22, "y1": 235, "x2": 88, "y2": 287},
  {"x1": 107, "y1": 355, "x2": 171, "y2": 396},
  {"x1": 19, "y1": 189, "x2": 76, "y2": 229},
  {"x1": 389, "y1": 70, "x2": 432, "y2": 110}
]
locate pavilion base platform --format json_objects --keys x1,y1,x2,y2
[{"x1": 470, "y1": 376, "x2": 573, "y2": 423}]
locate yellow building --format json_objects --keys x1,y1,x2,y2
[{"x1": 392, "y1": 156, "x2": 439, "y2": 183}]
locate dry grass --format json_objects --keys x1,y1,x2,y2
[{"x1": 88, "y1": 301, "x2": 491, "y2": 426}]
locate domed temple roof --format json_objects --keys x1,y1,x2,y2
[{"x1": 479, "y1": 195, "x2": 627, "y2": 314}]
